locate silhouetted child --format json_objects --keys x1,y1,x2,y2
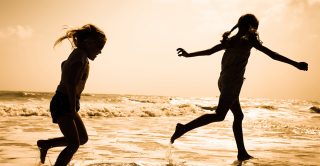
[
  {"x1": 170, "y1": 14, "x2": 308, "y2": 161},
  {"x1": 37, "y1": 24, "x2": 106, "y2": 165}
]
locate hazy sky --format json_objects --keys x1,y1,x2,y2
[{"x1": 0, "y1": 0, "x2": 319, "y2": 101}]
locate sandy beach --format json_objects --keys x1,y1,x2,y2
[
  {"x1": 1, "y1": 115, "x2": 319, "y2": 166},
  {"x1": 0, "y1": 92, "x2": 319, "y2": 166}
]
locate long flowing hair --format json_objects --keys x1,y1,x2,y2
[{"x1": 54, "y1": 24, "x2": 106, "y2": 49}]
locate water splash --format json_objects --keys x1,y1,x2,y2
[{"x1": 165, "y1": 142, "x2": 174, "y2": 166}]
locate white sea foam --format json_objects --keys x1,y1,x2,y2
[
  {"x1": 0, "y1": 91, "x2": 319, "y2": 119},
  {"x1": 1, "y1": 91, "x2": 320, "y2": 166}
]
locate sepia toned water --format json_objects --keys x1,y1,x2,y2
[{"x1": 0, "y1": 91, "x2": 319, "y2": 166}]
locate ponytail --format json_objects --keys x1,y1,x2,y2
[
  {"x1": 221, "y1": 24, "x2": 238, "y2": 46},
  {"x1": 220, "y1": 14, "x2": 263, "y2": 48}
]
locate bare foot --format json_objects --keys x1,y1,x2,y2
[
  {"x1": 237, "y1": 153, "x2": 253, "y2": 161},
  {"x1": 37, "y1": 140, "x2": 48, "y2": 164},
  {"x1": 170, "y1": 123, "x2": 186, "y2": 144}
]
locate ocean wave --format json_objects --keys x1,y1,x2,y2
[
  {"x1": 0, "y1": 104, "x2": 49, "y2": 116},
  {"x1": 310, "y1": 106, "x2": 320, "y2": 113},
  {"x1": 0, "y1": 92, "x2": 318, "y2": 119},
  {"x1": 78, "y1": 102, "x2": 202, "y2": 118},
  {"x1": 256, "y1": 105, "x2": 276, "y2": 110},
  {"x1": 0, "y1": 91, "x2": 53, "y2": 101},
  {"x1": 126, "y1": 95, "x2": 171, "y2": 104},
  {"x1": 0, "y1": 100, "x2": 313, "y2": 118},
  {"x1": 0, "y1": 101, "x2": 203, "y2": 118}
]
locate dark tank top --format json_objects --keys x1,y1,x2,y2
[{"x1": 56, "y1": 48, "x2": 89, "y2": 99}]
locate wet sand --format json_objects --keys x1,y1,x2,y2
[{"x1": 0, "y1": 115, "x2": 319, "y2": 166}]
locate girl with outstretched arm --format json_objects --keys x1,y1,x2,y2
[{"x1": 170, "y1": 14, "x2": 308, "y2": 161}]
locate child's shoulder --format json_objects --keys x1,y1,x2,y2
[
  {"x1": 67, "y1": 49, "x2": 88, "y2": 65},
  {"x1": 243, "y1": 32, "x2": 262, "y2": 47}
]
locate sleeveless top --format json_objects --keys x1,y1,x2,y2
[
  {"x1": 220, "y1": 33, "x2": 261, "y2": 84},
  {"x1": 56, "y1": 49, "x2": 89, "y2": 100}
]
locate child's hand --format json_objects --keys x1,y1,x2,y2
[
  {"x1": 296, "y1": 62, "x2": 308, "y2": 71},
  {"x1": 177, "y1": 48, "x2": 189, "y2": 57}
]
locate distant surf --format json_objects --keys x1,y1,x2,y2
[{"x1": 1, "y1": 91, "x2": 319, "y2": 118}]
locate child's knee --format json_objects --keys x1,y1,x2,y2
[
  {"x1": 80, "y1": 135, "x2": 88, "y2": 145},
  {"x1": 67, "y1": 142, "x2": 80, "y2": 153},
  {"x1": 234, "y1": 112, "x2": 244, "y2": 121},
  {"x1": 215, "y1": 113, "x2": 227, "y2": 121}
]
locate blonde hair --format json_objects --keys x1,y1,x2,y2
[{"x1": 54, "y1": 24, "x2": 106, "y2": 49}]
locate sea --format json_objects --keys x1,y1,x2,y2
[{"x1": 0, "y1": 91, "x2": 319, "y2": 166}]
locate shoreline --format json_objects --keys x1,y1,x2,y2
[{"x1": 1, "y1": 116, "x2": 319, "y2": 166}]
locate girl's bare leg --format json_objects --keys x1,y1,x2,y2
[
  {"x1": 230, "y1": 99, "x2": 253, "y2": 161},
  {"x1": 37, "y1": 113, "x2": 88, "y2": 164},
  {"x1": 171, "y1": 96, "x2": 232, "y2": 143},
  {"x1": 54, "y1": 115, "x2": 80, "y2": 166}
]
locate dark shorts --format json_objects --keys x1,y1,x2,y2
[
  {"x1": 216, "y1": 77, "x2": 244, "y2": 115},
  {"x1": 218, "y1": 77, "x2": 244, "y2": 99},
  {"x1": 50, "y1": 91, "x2": 80, "y2": 123}
]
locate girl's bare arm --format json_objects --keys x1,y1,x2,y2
[
  {"x1": 65, "y1": 61, "x2": 85, "y2": 117},
  {"x1": 254, "y1": 44, "x2": 308, "y2": 71},
  {"x1": 177, "y1": 43, "x2": 224, "y2": 57}
]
